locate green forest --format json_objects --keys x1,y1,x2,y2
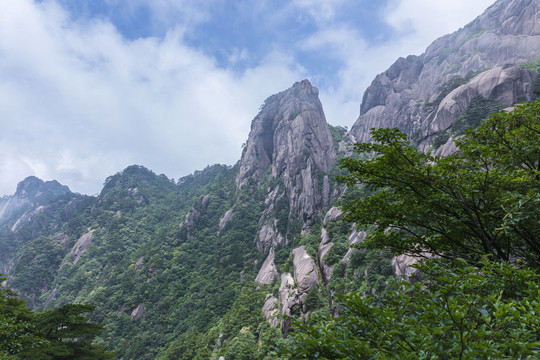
[{"x1": 2, "y1": 98, "x2": 539, "y2": 359}]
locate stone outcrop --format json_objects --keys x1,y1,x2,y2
[
  {"x1": 291, "y1": 246, "x2": 318, "y2": 293},
  {"x1": 255, "y1": 248, "x2": 279, "y2": 284},
  {"x1": 218, "y1": 209, "x2": 234, "y2": 233},
  {"x1": 318, "y1": 228, "x2": 333, "y2": 285},
  {"x1": 351, "y1": 0, "x2": 540, "y2": 148},
  {"x1": 0, "y1": 176, "x2": 71, "y2": 228},
  {"x1": 71, "y1": 230, "x2": 95, "y2": 264},
  {"x1": 261, "y1": 295, "x2": 279, "y2": 328},
  {"x1": 237, "y1": 80, "x2": 336, "y2": 233}
]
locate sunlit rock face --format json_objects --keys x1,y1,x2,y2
[{"x1": 351, "y1": 0, "x2": 540, "y2": 148}]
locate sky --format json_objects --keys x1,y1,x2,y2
[{"x1": 0, "y1": 0, "x2": 496, "y2": 196}]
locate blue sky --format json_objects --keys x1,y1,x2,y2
[{"x1": 0, "y1": 0, "x2": 495, "y2": 195}]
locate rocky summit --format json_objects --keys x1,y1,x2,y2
[{"x1": 351, "y1": 0, "x2": 540, "y2": 153}]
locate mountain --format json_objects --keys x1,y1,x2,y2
[
  {"x1": 2, "y1": 0, "x2": 539, "y2": 358},
  {"x1": 351, "y1": 0, "x2": 540, "y2": 155}
]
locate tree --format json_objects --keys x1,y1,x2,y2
[
  {"x1": 280, "y1": 99, "x2": 540, "y2": 358},
  {"x1": 0, "y1": 275, "x2": 115, "y2": 359},
  {"x1": 0, "y1": 276, "x2": 45, "y2": 358},
  {"x1": 338, "y1": 99, "x2": 540, "y2": 266},
  {"x1": 17, "y1": 304, "x2": 115, "y2": 360},
  {"x1": 281, "y1": 258, "x2": 540, "y2": 359}
]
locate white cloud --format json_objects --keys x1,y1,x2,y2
[
  {"x1": 384, "y1": 0, "x2": 496, "y2": 54},
  {"x1": 0, "y1": 0, "x2": 303, "y2": 195}
]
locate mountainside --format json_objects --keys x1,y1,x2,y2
[
  {"x1": 351, "y1": 0, "x2": 540, "y2": 154},
  {"x1": 2, "y1": 0, "x2": 539, "y2": 358}
]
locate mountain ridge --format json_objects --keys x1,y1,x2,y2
[{"x1": 2, "y1": 0, "x2": 539, "y2": 358}]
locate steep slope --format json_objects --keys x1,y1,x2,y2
[
  {"x1": 0, "y1": 176, "x2": 87, "y2": 277},
  {"x1": 351, "y1": 0, "x2": 540, "y2": 152},
  {"x1": 237, "y1": 79, "x2": 337, "y2": 250}
]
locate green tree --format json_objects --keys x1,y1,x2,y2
[
  {"x1": 0, "y1": 276, "x2": 114, "y2": 359},
  {"x1": 0, "y1": 276, "x2": 45, "y2": 358},
  {"x1": 280, "y1": 99, "x2": 540, "y2": 358},
  {"x1": 338, "y1": 99, "x2": 540, "y2": 266},
  {"x1": 17, "y1": 304, "x2": 115, "y2": 359},
  {"x1": 281, "y1": 258, "x2": 540, "y2": 359}
]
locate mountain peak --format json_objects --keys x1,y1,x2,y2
[
  {"x1": 351, "y1": 0, "x2": 540, "y2": 147},
  {"x1": 15, "y1": 176, "x2": 70, "y2": 200},
  {"x1": 236, "y1": 80, "x2": 336, "y2": 231}
]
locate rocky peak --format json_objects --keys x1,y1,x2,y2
[
  {"x1": 14, "y1": 176, "x2": 70, "y2": 200},
  {"x1": 0, "y1": 176, "x2": 71, "y2": 228},
  {"x1": 351, "y1": 0, "x2": 540, "y2": 147},
  {"x1": 236, "y1": 80, "x2": 336, "y2": 231}
]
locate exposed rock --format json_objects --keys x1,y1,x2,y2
[
  {"x1": 134, "y1": 256, "x2": 145, "y2": 271},
  {"x1": 71, "y1": 230, "x2": 95, "y2": 264},
  {"x1": 255, "y1": 248, "x2": 279, "y2": 284},
  {"x1": 43, "y1": 286, "x2": 58, "y2": 309},
  {"x1": 292, "y1": 246, "x2": 318, "y2": 293},
  {"x1": 343, "y1": 230, "x2": 367, "y2": 262},
  {"x1": 256, "y1": 221, "x2": 286, "y2": 252},
  {"x1": 391, "y1": 254, "x2": 419, "y2": 279},
  {"x1": 318, "y1": 228, "x2": 333, "y2": 284},
  {"x1": 130, "y1": 303, "x2": 146, "y2": 319},
  {"x1": 184, "y1": 208, "x2": 200, "y2": 228},
  {"x1": 11, "y1": 205, "x2": 45, "y2": 232},
  {"x1": 278, "y1": 273, "x2": 299, "y2": 332},
  {"x1": 351, "y1": 0, "x2": 540, "y2": 148},
  {"x1": 218, "y1": 209, "x2": 234, "y2": 233},
  {"x1": 236, "y1": 80, "x2": 336, "y2": 227},
  {"x1": 433, "y1": 136, "x2": 461, "y2": 157},
  {"x1": 261, "y1": 294, "x2": 279, "y2": 328},
  {"x1": 323, "y1": 207, "x2": 343, "y2": 227}
]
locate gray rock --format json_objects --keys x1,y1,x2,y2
[
  {"x1": 261, "y1": 294, "x2": 279, "y2": 328},
  {"x1": 236, "y1": 80, "x2": 336, "y2": 227},
  {"x1": 130, "y1": 303, "x2": 146, "y2": 319},
  {"x1": 256, "y1": 221, "x2": 285, "y2": 252},
  {"x1": 218, "y1": 209, "x2": 234, "y2": 233},
  {"x1": 343, "y1": 230, "x2": 367, "y2": 262},
  {"x1": 318, "y1": 228, "x2": 333, "y2": 284},
  {"x1": 71, "y1": 230, "x2": 95, "y2": 264},
  {"x1": 323, "y1": 207, "x2": 343, "y2": 227},
  {"x1": 292, "y1": 246, "x2": 318, "y2": 293},
  {"x1": 255, "y1": 248, "x2": 279, "y2": 284},
  {"x1": 351, "y1": 0, "x2": 540, "y2": 148}
]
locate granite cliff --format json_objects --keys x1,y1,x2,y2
[{"x1": 351, "y1": 0, "x2": 540, "y2": 152}]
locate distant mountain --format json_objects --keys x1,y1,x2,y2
[
  {"x1": 351, "y1": 0, "x2": 540, "y2": 155},
  {"x1": 2, "y1": 0, "x2": 539, "y2": 358}
]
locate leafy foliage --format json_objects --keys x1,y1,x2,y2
[
  {"x1": 339, "y1": 99, "x2": 540, "y2": 266},
  {"x1": 280, "y1": 99, "x2": 540, "y2": 359},
  {"x1": 282, "y1": 258, "x2": 540, "y2": 359},
  {"x1": 0, "y1": 276, "x2": 114, "y2": 359}
]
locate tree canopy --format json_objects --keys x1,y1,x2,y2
[
  {"x1": 281, "y1": 99, "x2": 540, "y2": 359},
  {"x1": 0, "y1": 276, "x2": 115, "y2": 359},
  {"x1": 338, "y1": 99, "x2": 540, "y2": 266}
]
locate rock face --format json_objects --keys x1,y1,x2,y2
[
  {"x1": 255, "y1": 248, "x2": 279, "y2": 284},
  {"x1": 71, "y1": 230, "x2": 95, "y2": 264},
  {"x1": 292, "y1": 246, "x2": 319, "y2": 293},
  {"x1": 237, "y1": 80, "x2": 336, "y2": 231},
  {"x1": 0, "y1": 176, "x2": 71, "y2": 227},
  {"x1": 351, "y1": 0, "x2": 540, "y2": 148}
]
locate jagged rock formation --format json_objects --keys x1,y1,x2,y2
[
  {"x1": 237, "y1": 80, "x2": 336, "y2": 245},
  {"x1": 351, "y1": 0, "x2": 540, "y2": 148},
  {"x1": 255, "y1": 247, "x2": 279, "y2": 284},
  {"x1": 0, "y1": 176, "x2": 71, "y2": 228}
]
